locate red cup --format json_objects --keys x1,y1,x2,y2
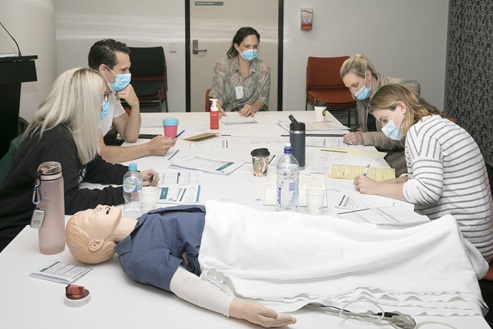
[{"x1": 163, "y1": 118, "x2": 178, "y2": 137}]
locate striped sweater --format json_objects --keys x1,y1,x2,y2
[{"x1": 403, "y1": 115, "x2": 493, "y2": 261}]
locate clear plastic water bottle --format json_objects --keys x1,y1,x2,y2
[
  {"x1": 276, "y1": 143, "x2": 300, "y2": 211},
  {"x1": 123, "y1": 163, "x2": 142, "y2": 218}
]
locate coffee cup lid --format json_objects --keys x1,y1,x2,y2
[
  {"x1": 163, "y1": 118, "x2": 179, "y2": 126},
  {"x1": 251, "y1": 148, "x2": 270, "y2": 157}
]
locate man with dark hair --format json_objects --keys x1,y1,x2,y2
[{"x1": 88, "y1": 39, "x2": 175, "y2": 164}]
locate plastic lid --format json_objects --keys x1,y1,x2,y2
[
  {"x1": 128, "y1": 163, "x2": 137, "y2": 171},
  {"x1": 163, "y1": 118, "x2": 179, "y2": 126},
  {"x1": 284, "y1": 143, "x2": 293, "y2": 154},
  {"x1": 250, "y1": 148, "x2": 270, "y2": 157},
  {"x1": 210, "y1": 99, "x2": 218, "y2": 111}
]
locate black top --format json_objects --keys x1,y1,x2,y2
[{"x1": 0, "y1": 125, "x2": 128, "y2": 251}]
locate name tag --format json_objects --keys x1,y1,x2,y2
[{"x1": 235, "y1": 86, "x2": 244, "y2": 100}]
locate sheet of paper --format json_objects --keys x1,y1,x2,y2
[
  {"x1": 220, "y1": 112, "x2": 258, "y2": 125},
  {"x1": 157, "y1": 171, "x2": 202, "y2": 187},
  {"x1": 30, "y1": 261, "x2": 93, "y2": 284},
  {"x1": 170, "y1": 156, "x2": 244, "y2": 175},
  {"x1": 276, "y1": 120, "x2": 348, "y2": 133},
  {"x1": 158, "y1": 184, "x2": 201, "y2": 203},
  {"x1": 337, "y1": 207, "x2": 429, "y2": 226},
  {"x1": 329, "y1": 164, "x2": 396, "y2": 181}
]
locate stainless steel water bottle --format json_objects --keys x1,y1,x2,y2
[
  {"x1": 34, "y1": 161, "x2": 66, "y2": 255},
  {"x1": 288, "y1": 115, "x2": 305, "y2": 169}
]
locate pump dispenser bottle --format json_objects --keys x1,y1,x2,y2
[{"x1": 210, "y1": 98, "x2": 219, "y2": 130}]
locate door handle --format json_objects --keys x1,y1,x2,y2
[{"x1": 193, "y1": 40, "x2": 207, "y2": 55}]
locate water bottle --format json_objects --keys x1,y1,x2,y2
[
  {"x1": 35, "y1": 161, "x2": 65, "y2": 255},
  {"x1": 123, "y1": 163, "x2": 142, "y2": 218},
  {"x1": 276, "y1": 143, "x2": 300, "y2": 211}
]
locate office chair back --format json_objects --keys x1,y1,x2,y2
[
  {"x1": 128, "y1": 46, "x2": 168, "y2": 112},
  {"x1": 205, "y1": 88, "x2": 211, "y2": 112},
  {"x1": 305, "y1": 56, "x2": 356, "y2": 126}
]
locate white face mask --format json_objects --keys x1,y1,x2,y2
[{"x1": 381, "y1": 119, "x2": 403, "y2": 140}]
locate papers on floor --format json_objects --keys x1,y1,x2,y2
[
  {"x1": 170, "y1": 155, "x2": 244, "y2": 175},
  {"x1": 329, "y1": 164, "x2": 396, "y2": 181},
  {"x1": 30, "y1": 261, "x2": 92, "y2": 284},
  {"x1": 220, "y1": 112, "x2": 258, "y2": 125},
  {"x1": 263, "y1": 174, "x2": 327, "y2": 207},
  {"x1": 157, "y1": 171, "x2": 202, "y2": 203},
  {"x1": 337, "y1": 207, "x2": 429, "y2": 226}
]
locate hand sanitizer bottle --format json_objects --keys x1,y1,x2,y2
[{"x1": 210, "y1": 98, "x2": 219, "y2": 130}]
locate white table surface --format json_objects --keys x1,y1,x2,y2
[{"x1": 0, "y1": 110, "x2": 489, "y2": 329}]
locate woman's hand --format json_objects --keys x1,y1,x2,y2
[
  {"x1": 353, "y1": 175, "x2": 379, "y2": 194},
  {"x1": 238, "y1": 104, "x2": 257, "y2": 117},
  {"x1": 343, "y1": 132, "x2": 363, "y2": 145},
  {"x1": 229, "y1": 299, "x2": 296, "y2": 328},
  {"x1": 140, "y1": 169, "x2": 159, "y2": 186}
]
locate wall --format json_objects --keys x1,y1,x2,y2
[
  {"x1": 284, "y1": 0, "x2": 449, "y2": 111},
  {"x1": 15, "y1": 0, "x2": 448, "y2": 120},
  {"x1": 0, "y1": 0, "x2": 57, "y2": 121},
  {"x1": 446, "y1": 0, "x2": 493, "y2": 166}
]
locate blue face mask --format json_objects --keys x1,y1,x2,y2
[
  {"x1": 100, "y1": 99, "x2": 109, "y2": 121},
  {"x1": 354, "y1": 78, "x2": 372, "y2": 100},
  {"x1": 104, "y1": 65, "x2": 131, "y2": 93},
  {"x1": 381, "y1": 120, "x2": 403, "y2": 140},
  {"x1": 240, "y1": 49, "x2": 258, "y2": 61}
]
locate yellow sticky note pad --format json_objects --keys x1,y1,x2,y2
[{"x1": 329, "y1": 164, "x2": 395, "y2": 181}]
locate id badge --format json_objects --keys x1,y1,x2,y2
[{"x1": 235, "y1": 86, "x2": 244, "y2": 100}]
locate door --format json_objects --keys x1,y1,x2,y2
[{"x1": 187, "y1": 0, "x2": 280, "y2": 112}]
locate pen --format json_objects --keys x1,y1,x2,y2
[
  {"x1": 173, "y1": 130, "x2": 185, "y2": 139},
  {"x1": 363, "y1": 164, "x2": 370, "y2": 176}
]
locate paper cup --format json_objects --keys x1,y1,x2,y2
[
  {"x1": 163, "y1": 118, "x2": 178, "y2": 137},
  {"x1": 140, "y1": 186, "x2": 159, "y2": 214},
  {"x1": 306, "y1": 187, "x2": 326, "y2": 215}
]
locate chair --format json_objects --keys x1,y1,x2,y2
[
  {"x1": 205, "y1": 88, "x2": 211, "y2": 112},
  {"x1": 128, "y1": 46, "x2": 168, "y2": 112},
  {"x1": 305, "y1": 56, "x2": 356, "y2": 126}
]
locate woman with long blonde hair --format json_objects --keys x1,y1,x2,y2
[{"x1": 0, "y1": 68, "x2": 157, "y2": 252}]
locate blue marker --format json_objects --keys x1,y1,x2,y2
[{"x1": 173, "y1": 130, "x2": 185, "y2": 139}]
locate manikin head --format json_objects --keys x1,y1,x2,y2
[{"x1": 65, "y1": 205, "x2": 136, "y2": 264}]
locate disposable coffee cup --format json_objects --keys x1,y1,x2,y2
[
  {"x1": 306, "y1": 187, "x2": 326, "y2": 215},
  {"x1": 250, "y1": 148, "x2": 270, "y2": 177},
  {"x1": 163, "y1": 118, "x2": 179, "y2": 138},
  {"x1": 314, "y1": 101, "x2": 328, "y2": 122},
  {"x1": 140, "y1": 186, "x2": 159, "y2": 214}
]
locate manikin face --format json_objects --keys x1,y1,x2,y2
[
  {"x1": 342, "y1": 70, "x2": 371, "y2": 95},
  {"x1": 75, "y1": 205, "x2": 122, "y2": 240}
]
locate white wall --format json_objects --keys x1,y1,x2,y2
[
  {"x1": 8, "y1": 0, "x2": 448, "y2": 120},
  {"x1": 0, "y1": 0, "x2": 57, "y2": 121},
  {"x1": 284, "y1": 0, "x2": 449, "y2": 111}
]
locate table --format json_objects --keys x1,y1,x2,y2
[{"x1": 0, "y1": 111, "x2": 489, "y2": 329}]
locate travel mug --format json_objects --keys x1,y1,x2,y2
[
  {"x1": 290, "y1": 122, "x2": 305, "y2": 169},
  {"x1": 250, "y1": 148, "x2": 270, "y2": 177},
  {"x1": 314, "y1": 101, "x2": 328, "y2": 121},
  {"x1": 36, "y1": 161, "x2": 66, "y2": 255}
]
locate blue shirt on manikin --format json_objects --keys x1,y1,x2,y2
[{"x1": 115, "y1": 205, "x2": 206, "y2": 292}]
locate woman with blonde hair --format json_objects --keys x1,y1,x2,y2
[
  {"x1": 340, "y1": 54, "x2": 421, "y2": 176},
  {"x1": 354, "y1": 83, "x2": 493, "y2": 264},
  {"x1": 0, "y1": 68, "x2": 157, "y2": 252}
]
